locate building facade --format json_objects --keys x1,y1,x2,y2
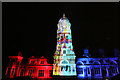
[
  {"x1": 53, "y1": 14, "x2": 76, "y2": 76},
  {"x1": 76, "y1": 49, "x2": 120, "y2": 79},
  {"x1": 5, "y1": 52, "x2": 53, "y2": 79},
  {"x1": 4, "y1": 14, "x2": 120, "y2": 80}
]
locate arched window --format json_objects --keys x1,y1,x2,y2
[
  {"x1": 63, "y1": 50, "x2": 66, "y2": 54},
  {"x1": 62, "y1": 60, "x2": 68, "y2": 64},
  {"x1": 11, "y1": 68, "x2": 15, "y2": 76}
]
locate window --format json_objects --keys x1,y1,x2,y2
[
  {"x1": 70, "y1": 59, "x2": 73, "y2": 61},
  {"x1": 55, "y1": 70, "x2": 56, "y2": 72},
  {"x1": 63, "y1": 50, "x2": 66, "y2": 54},
  {"x1": 11, "y1": 68, "x2": 15, "y2": 76},
  {"x1": 61, "y1": 36, "x2": 63, "y2": 39},
  {"x1": 87, "y1": 68, "x2": 90, "y2": 74},
  {"x1": 94, "y1": 68, "x2": 100, "y2": 74},
  {"x1": 111, "y1": 67, "x2": 117, "y2": 73},
  {"x1": 77, "y1": 68, "x2": 83, "y2": 74},
  {"x1": 38, "y1": 70, "x2": 44, "y2": 77},
  {"x1": 73, "y1": 68, "x2": 75, "y2": 72},
  {"x1": 41, "y1": 61, "x2": 44, "y2": 64},
  {"x1": 61, "y1": 66, "x2": 66, "y2": 71},
  {"x1": 20, "y1": 69, "x2": 24, "y2": 76},
  {"x1": 28, "y1": 70, "x2": 32, "y2": 76},
  {"x1": 49, "y1": 70, "x2": 52, "y2": 77},
  {"x1": 66, "y1": 36, "x2": 69, "y2": 39},
  {"x1": 31, "y1": 61, "x2": 35, "y2": 64},
  {"x1": 7, "y1": 68, "x2": 11, "y2": 76},
  {"x1": 114, "y1": 67, "x2": 117, "y2": 73},
  {"x1": 28, "y1": 70, "x2": 34, "y2": 76}
]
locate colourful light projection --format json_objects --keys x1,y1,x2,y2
[
  {"x1": 53, "y1": 14, "x2": 77, "y2": 76},
  {"x1": 4, "y1": 14, "x2": 120, "y2": 80}
]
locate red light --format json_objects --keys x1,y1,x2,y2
[{"x1": 5, "y1": 55, "x2": 53, "y2": 79}]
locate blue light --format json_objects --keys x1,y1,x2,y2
[{"x1": 76, "y1": 57, "x2": 119, "y2": 79}]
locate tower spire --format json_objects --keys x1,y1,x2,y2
[{"x1": 63, "y1": 13, "x2": 65, "y2": 18}]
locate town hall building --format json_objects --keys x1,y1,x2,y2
[{"x1": 4, "y1": 14, "x2": 120, "y2": 80}]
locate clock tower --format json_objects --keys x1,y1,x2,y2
[{"x1": 53, "y1": 14, "x2": 76, "y2": 76}]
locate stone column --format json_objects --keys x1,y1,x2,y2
[
  {"x1": 106, "y1": 68, "x2": 109, "y2": 77},
  {"x1": 5, "y1": 67, "x2": 8, "y2": 76},
  {"x1": 100, "y1": 67, "x2": 102, "y2": 77},
  {"x1": 116, "y1": 67, "x2": 119, "y2": 74}
]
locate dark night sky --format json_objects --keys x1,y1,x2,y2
[{"x1": 2, "y1": 2, "x2": 119, "y2": 75}]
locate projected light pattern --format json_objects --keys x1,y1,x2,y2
[
  {"x1": 76, "y1": 57, "x2": 120, "y2": 79},
  {"x1": 5, "y1": 52, "x2": 53, "y2": 79},
  {"x1": 4, "y1": 14, "x2": 120, "y2": 80},
  {"x1": 53, "y1": 14, "x2": 76, "y2": 76}
]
